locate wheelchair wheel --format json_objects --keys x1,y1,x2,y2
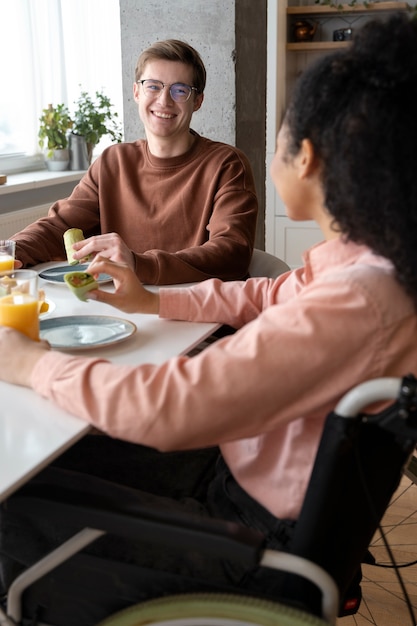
[{"x1": 98, "y1": 592, "x2": 329, "y2": 626}]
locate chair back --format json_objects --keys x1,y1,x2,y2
[{"x1": 249, "y1": 248, "x2": 290, "y2": 278}]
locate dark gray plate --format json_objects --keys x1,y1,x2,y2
[{"x1": 39, "y1": 264, "x2": 112, "y2": 284}]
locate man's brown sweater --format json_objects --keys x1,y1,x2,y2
[{"x1": 13, "y1": 132, "x2": 258, "y2": 284}]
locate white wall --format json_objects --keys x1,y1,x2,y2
[{"x1": 119, "y1": 0, "x2": 236, "y2": 145}]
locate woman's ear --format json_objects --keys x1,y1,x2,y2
[{"x1": 298, "y1": 138, "x2": 318, "y2": 179}]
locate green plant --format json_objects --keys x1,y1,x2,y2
[
  {"x1": 38, "y1": 103, "x2": 73, "y2": 156},
  {"x1": 71, "y1": 89, "x2": 123, "y2": 149}
]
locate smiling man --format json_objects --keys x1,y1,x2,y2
[{"x1": 12, "y1": 40, "x2": 258, "y2": 285}]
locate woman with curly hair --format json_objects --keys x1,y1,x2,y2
[{"x1": 1, "y1": 12, "x2": 417, "y2": 623}]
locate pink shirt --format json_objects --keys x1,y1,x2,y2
[{"x1": 32, "y1": 238, "x2": 417, "y2": 519}]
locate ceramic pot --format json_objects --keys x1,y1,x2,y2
[{"x1": 44, "y1": 148, "x2": 70, "y2": 171}]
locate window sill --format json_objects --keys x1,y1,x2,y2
[
  {"x1": 0, "y1": 169, "x2": 86, "y2": 215},
  {"x1": 0, "y1": 169, "x2": 86, "y2": 197}
]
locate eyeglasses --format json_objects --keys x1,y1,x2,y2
[{"x1": 137, "y1": 79, "x2": 198, "y2": 103}]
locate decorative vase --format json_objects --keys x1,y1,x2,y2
[
  {"x1": 44, "y1": 148, "x2": 70, "y2": 171},
  {"x1": 293, "y1": 20, "x2": 318, "y2": 42},
  {"x1": 69, "y1": 133, "x2": 90, "y2": 170}
]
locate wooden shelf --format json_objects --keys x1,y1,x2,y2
[
  {"x1": 287, "y1": 40, "x2": 351, "y2": 50},
  {"x1": 287, "y1": 1, "x2": 409, "y2": 15},
  {"x1": 266, "y1": 0, "x2": 411, "y2": 263}
]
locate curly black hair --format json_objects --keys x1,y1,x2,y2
[{"x1": 284, "y1": 12, "x2": 417, "y2": 303}]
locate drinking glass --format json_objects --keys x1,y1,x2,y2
[
  {"x1": 0, "y1": 240, "x2": 16, "y2": 274},
  {"x1": 0, "y1": 269, "x2": 40, "y2": 340}
]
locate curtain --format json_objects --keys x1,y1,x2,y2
[{"x1": 0, "y1": 0, "x2": 122, "y2": 159}]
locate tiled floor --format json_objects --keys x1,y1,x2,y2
[{"x1": 337, "y1": 472, "x2": 417, "y2": 626}]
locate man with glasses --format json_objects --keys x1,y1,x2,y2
[{"x1": 11, "y1": 39, "x2": 258, "y2": 285}]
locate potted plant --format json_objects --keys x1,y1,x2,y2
[
  {"x1": 70, "y1": 89, "x2": 123, "y2": 166},
  {"x1": 38, "y1": 103, "x2": 73, "y2": 171}
]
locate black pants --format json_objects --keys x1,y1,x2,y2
[{"x1": 0, "y1": 436, "x2": 296, "y2": 624}]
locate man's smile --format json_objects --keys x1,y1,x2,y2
[{"x1": 152, "y1": 111, "x2": 176, "y2": 119}]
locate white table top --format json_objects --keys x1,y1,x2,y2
[{"x1": 0, "y1": 262, "x2": 219, "y2": 502}]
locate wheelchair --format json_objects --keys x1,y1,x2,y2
[{"x1": 1, "y1": 374, "x2": 417, "y2": 626}]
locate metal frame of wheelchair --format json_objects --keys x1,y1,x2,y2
[{"x1": 1, "y1": 374, "x2": 417, "y2": 626}]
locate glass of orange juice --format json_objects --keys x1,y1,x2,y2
[
  {"x1": 0, "y1": 270, "x2": 40, "y2": 340},
  {"x1": 0, "y1": 240, "x2": 16, "y2": 274}
]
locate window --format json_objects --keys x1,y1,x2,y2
[{"x1": 0, "y1": 0, "x2": 123, "y2": 173}]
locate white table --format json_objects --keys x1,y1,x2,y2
[{"x1": 0, "y1": 262, "x2": 219, "y2": 502}]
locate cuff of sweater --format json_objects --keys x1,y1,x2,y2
[{"x1": 133, "y1": 252, "x2": 159, "y2": 285}]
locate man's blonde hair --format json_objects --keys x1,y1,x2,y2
[{"x1": 135, "y1": 39, "x2": 206, "y2": 94}]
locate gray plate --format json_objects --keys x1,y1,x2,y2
[
  {"x1": 39, "y1": 264, "x2": 112, "y2": 284},
  {"x1": 40, "y1": 315, "x2": 136, "y2": 350}
]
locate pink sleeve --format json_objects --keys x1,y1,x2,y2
[
  {"x1": 31, "y1": 271, "x2": 384, "y2": 454},
  {"x1": 159, "y1": 276, "x2": 287, "y2": 327}
]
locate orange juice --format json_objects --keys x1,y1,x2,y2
[
  {"x1": 0, "y1": 255, "x2": 14, "y2": 273},
  {"x1": 0, "y1": 293, "x2": 39, "y2": 340}
]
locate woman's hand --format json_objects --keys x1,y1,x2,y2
[
  {"x1": 0, "y1": 327, "x2": 50, "y2": 387},
  {"x1": 72, "y1": 232, "x2": 135, "y2": 269},
  {"x1": 86, "y1": 257, "x2": 160, "y2": 314}
]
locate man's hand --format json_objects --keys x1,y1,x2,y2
[
  {"x1": 86, "y1": 257, "x2": 160, "y2": 315},
  {"x1": 72, "y1": 233, "x2": 135, "y2": 269},
  {"x1": 0, "y1": 327, "x2": 50, "y2": 387}
]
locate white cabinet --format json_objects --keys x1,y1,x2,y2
[
  {"x1": 275, "y1": 217, "x2": 323, "y2": 269},
  {"x1": 266, "y1": 0, "x2": 411, "y2": 267}
]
